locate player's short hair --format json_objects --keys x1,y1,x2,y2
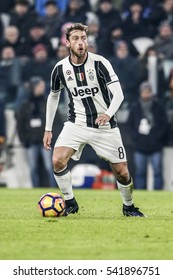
[{"x1": 66, "y1": 23, "x2": 88, "y2": 41}]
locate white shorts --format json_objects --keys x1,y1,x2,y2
[{"x1": 54, "y1": 122, "x2": 127, "y2": 163}]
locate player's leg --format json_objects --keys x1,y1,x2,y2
[
  {"x1": 52, "y1": 122, "x2": 90, "y2": 215},
  {"x1": 110, "y1": 162, "x2": 146, "y2": 217},
  {"x1": 53, "y1": 146, "x2": 79, "y2": 215},
  {"x1": 110, "y1": 161, "x2": 133, "y2": 205},
  {"x1": 90, "y1": 127, "x2": 146, "y2": 217}
]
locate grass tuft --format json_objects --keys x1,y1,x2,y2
[{"x1": 0, "y1": 188, "x2": 173, "y2": 260}]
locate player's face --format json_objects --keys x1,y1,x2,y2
[{"x1": 66, "y1": 30, "x2": 88, "y2": 59}]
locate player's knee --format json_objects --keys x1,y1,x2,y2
[
  {"x1": 114, "y1": 164, "x2": 130, "y2": 184},
  {"x1": 52, "y1": 155, "x2": 66, "y2": 172},
  {"x1": 116, "y1": 171, "x2": 129, "y2": 184}
]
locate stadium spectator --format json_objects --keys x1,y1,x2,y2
[
  {"x1": 16, "y1": 76, "x2": 56, "y2": 187},
  {"x1": 110, "y1": 40, "x2": 140, "y2": 107},
  {"x1": 121, "y1": 0, "x2": 162, "y2": 11},
  {"x1": 62, "y1": 0, "x2": 88, "y2": 25},
  {"x1": 87, "y1": 40, "x2": 98, "y2": 54},
  {"x1": 101, "y1": 23, "x2": 139, "y2": 58},
  {"x1": 138, "y1": 45, "x2": 167, "y2": 99},
  {"x1": 21, "y1": 43, "x2": 53, "y2": 84},
  {"x1": 153, "y1": 20, "x2": 173, "y2": 60},
  {"x1": 24, "y1": 20, "x2": 55, "y2": 57},
  {"x1": 0, "y1": 46, "x2": 21, "y2": 109},
  {"x1": 10, "y1": 0, "x2": 39, "y2": 40},
  {"x1": 148, "y1": 0, "x2": 173, "y2": 30},
  {"x1": 122, "y1": 0, "x2": 154, "y2": 40},
  {"x1": 96, "y1": 0, "x2": 122, "y2": 41},
  {"x1": 121, "y1": 0, "x2": 161, "y2": 35},
  {"x1": 15, "y1": 43, "x2": 53, "y2": 111},
  {"x1": 0, "y1": 25, "x2": 28, "y2": 59},
  {"x1": 41, "y1": 1, "x2": 63, "y2": 40},
  {"x1": 127, "y1": 81, "x2": 168, "y2": 190},
  {"x1": 35, "y1": 0, "x2": 69, "y2": 16},
  {"x1": 35, "y1": 0, "x2": 91, "y2": 16},
  {"x1": 86, "y1": 15, "x2": 102, "y2": 55},
  {"x1": 43, "y1": 23, "x2": 146, "y2": 217},
  {"x1": 55, "y1": 44, "x2": 69, "y2": 61},
  {"x1": 59, "y1": 22, "x2": 74, "y2": 46}
]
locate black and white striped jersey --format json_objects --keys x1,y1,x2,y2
[{"x1": 50, "y1": 52, "x2": 121, "y2": 129}]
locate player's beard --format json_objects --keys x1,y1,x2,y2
[{"x1": 71, "y1": 47, "x2": 87, "y2": 60}]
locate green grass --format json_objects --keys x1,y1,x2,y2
[{"x1": 0, "y1": 188, "x2": 173, "y2": 260}]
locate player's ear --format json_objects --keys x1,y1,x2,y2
[{"x1": 66, "y1": 40, "x2": 70, "y2": 48}]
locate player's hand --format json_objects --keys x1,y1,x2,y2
[
  {"x1": 43, "y1": 131, "x2": 52, "y2": 150},
  {"x1": 95, "y1": 114, "x2": 110, "y2": 126}
]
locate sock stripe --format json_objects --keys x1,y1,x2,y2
[
  {"x1": 117, "y1": 177, "x2": 132, "y2": 186},
  {"x1": 54, "y1": 167, "x2": 69, "y2": 176}
]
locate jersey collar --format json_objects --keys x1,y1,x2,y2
[{"x1": 69, "y1": 52, "x2": 88, "y2": 67}]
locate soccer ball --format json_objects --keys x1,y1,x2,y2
[{"x1": 37, "y1": 192, "x2": 65, "y2": 217}]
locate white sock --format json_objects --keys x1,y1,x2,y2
[
  {"x1": 117, "y1": 178, "x2": 133, "y2": 206},
  {"x1": 54, "y1": 167, "x2": 74, "y2": 200}
]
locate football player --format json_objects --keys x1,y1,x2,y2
[{"x1": 43, "y1": 23, "x2": 146, "y2": 217}]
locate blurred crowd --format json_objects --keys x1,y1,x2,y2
[{"x1": 0, "y1": 0, "x2": 173, "y2": 189}]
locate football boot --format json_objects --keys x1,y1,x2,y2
[
  {"x1": 64, "y1": 197, "x2": 79, "y2": 216},
  {"x1": 123, "y1": 204, "x2": 146, "y2": 217}
]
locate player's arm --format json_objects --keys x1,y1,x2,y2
[
  {"x1": 95, "y1": 58, "x2": 124, "y2": 125},
  {"x1": 95, "y1": 82, "x2": 124, "y2": 125},
  {"x1": 43, "y1": 65, "x2": 63, "y2": 150},
  {"x1": 43, "y1": 91, "x2": 60, "y2": 150},
  {"x1": 105, "y1": 81, "x2": 124, "y2": 118}
]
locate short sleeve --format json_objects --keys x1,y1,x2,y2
[
  {"x1": 50, "y1": 65, "x2": 64, "y2": 92},
  {"x1": 98, "y1": 57, "x2": 119, "y2": 85}
]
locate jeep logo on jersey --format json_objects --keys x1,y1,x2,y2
[{"x1": 70, "y1": 86, "x2": 99, "y2": 99}]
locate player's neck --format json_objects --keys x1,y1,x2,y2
[{"x1": 70, "y1": 52, "x2": 87, "y2": 65}]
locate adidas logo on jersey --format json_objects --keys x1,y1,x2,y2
[
  {"x1": 70, "y1": 86, "x2": 99, "y2": 99},
  {"x1": 67, "y1": 76, "x2": 73, "y2": 81}
]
